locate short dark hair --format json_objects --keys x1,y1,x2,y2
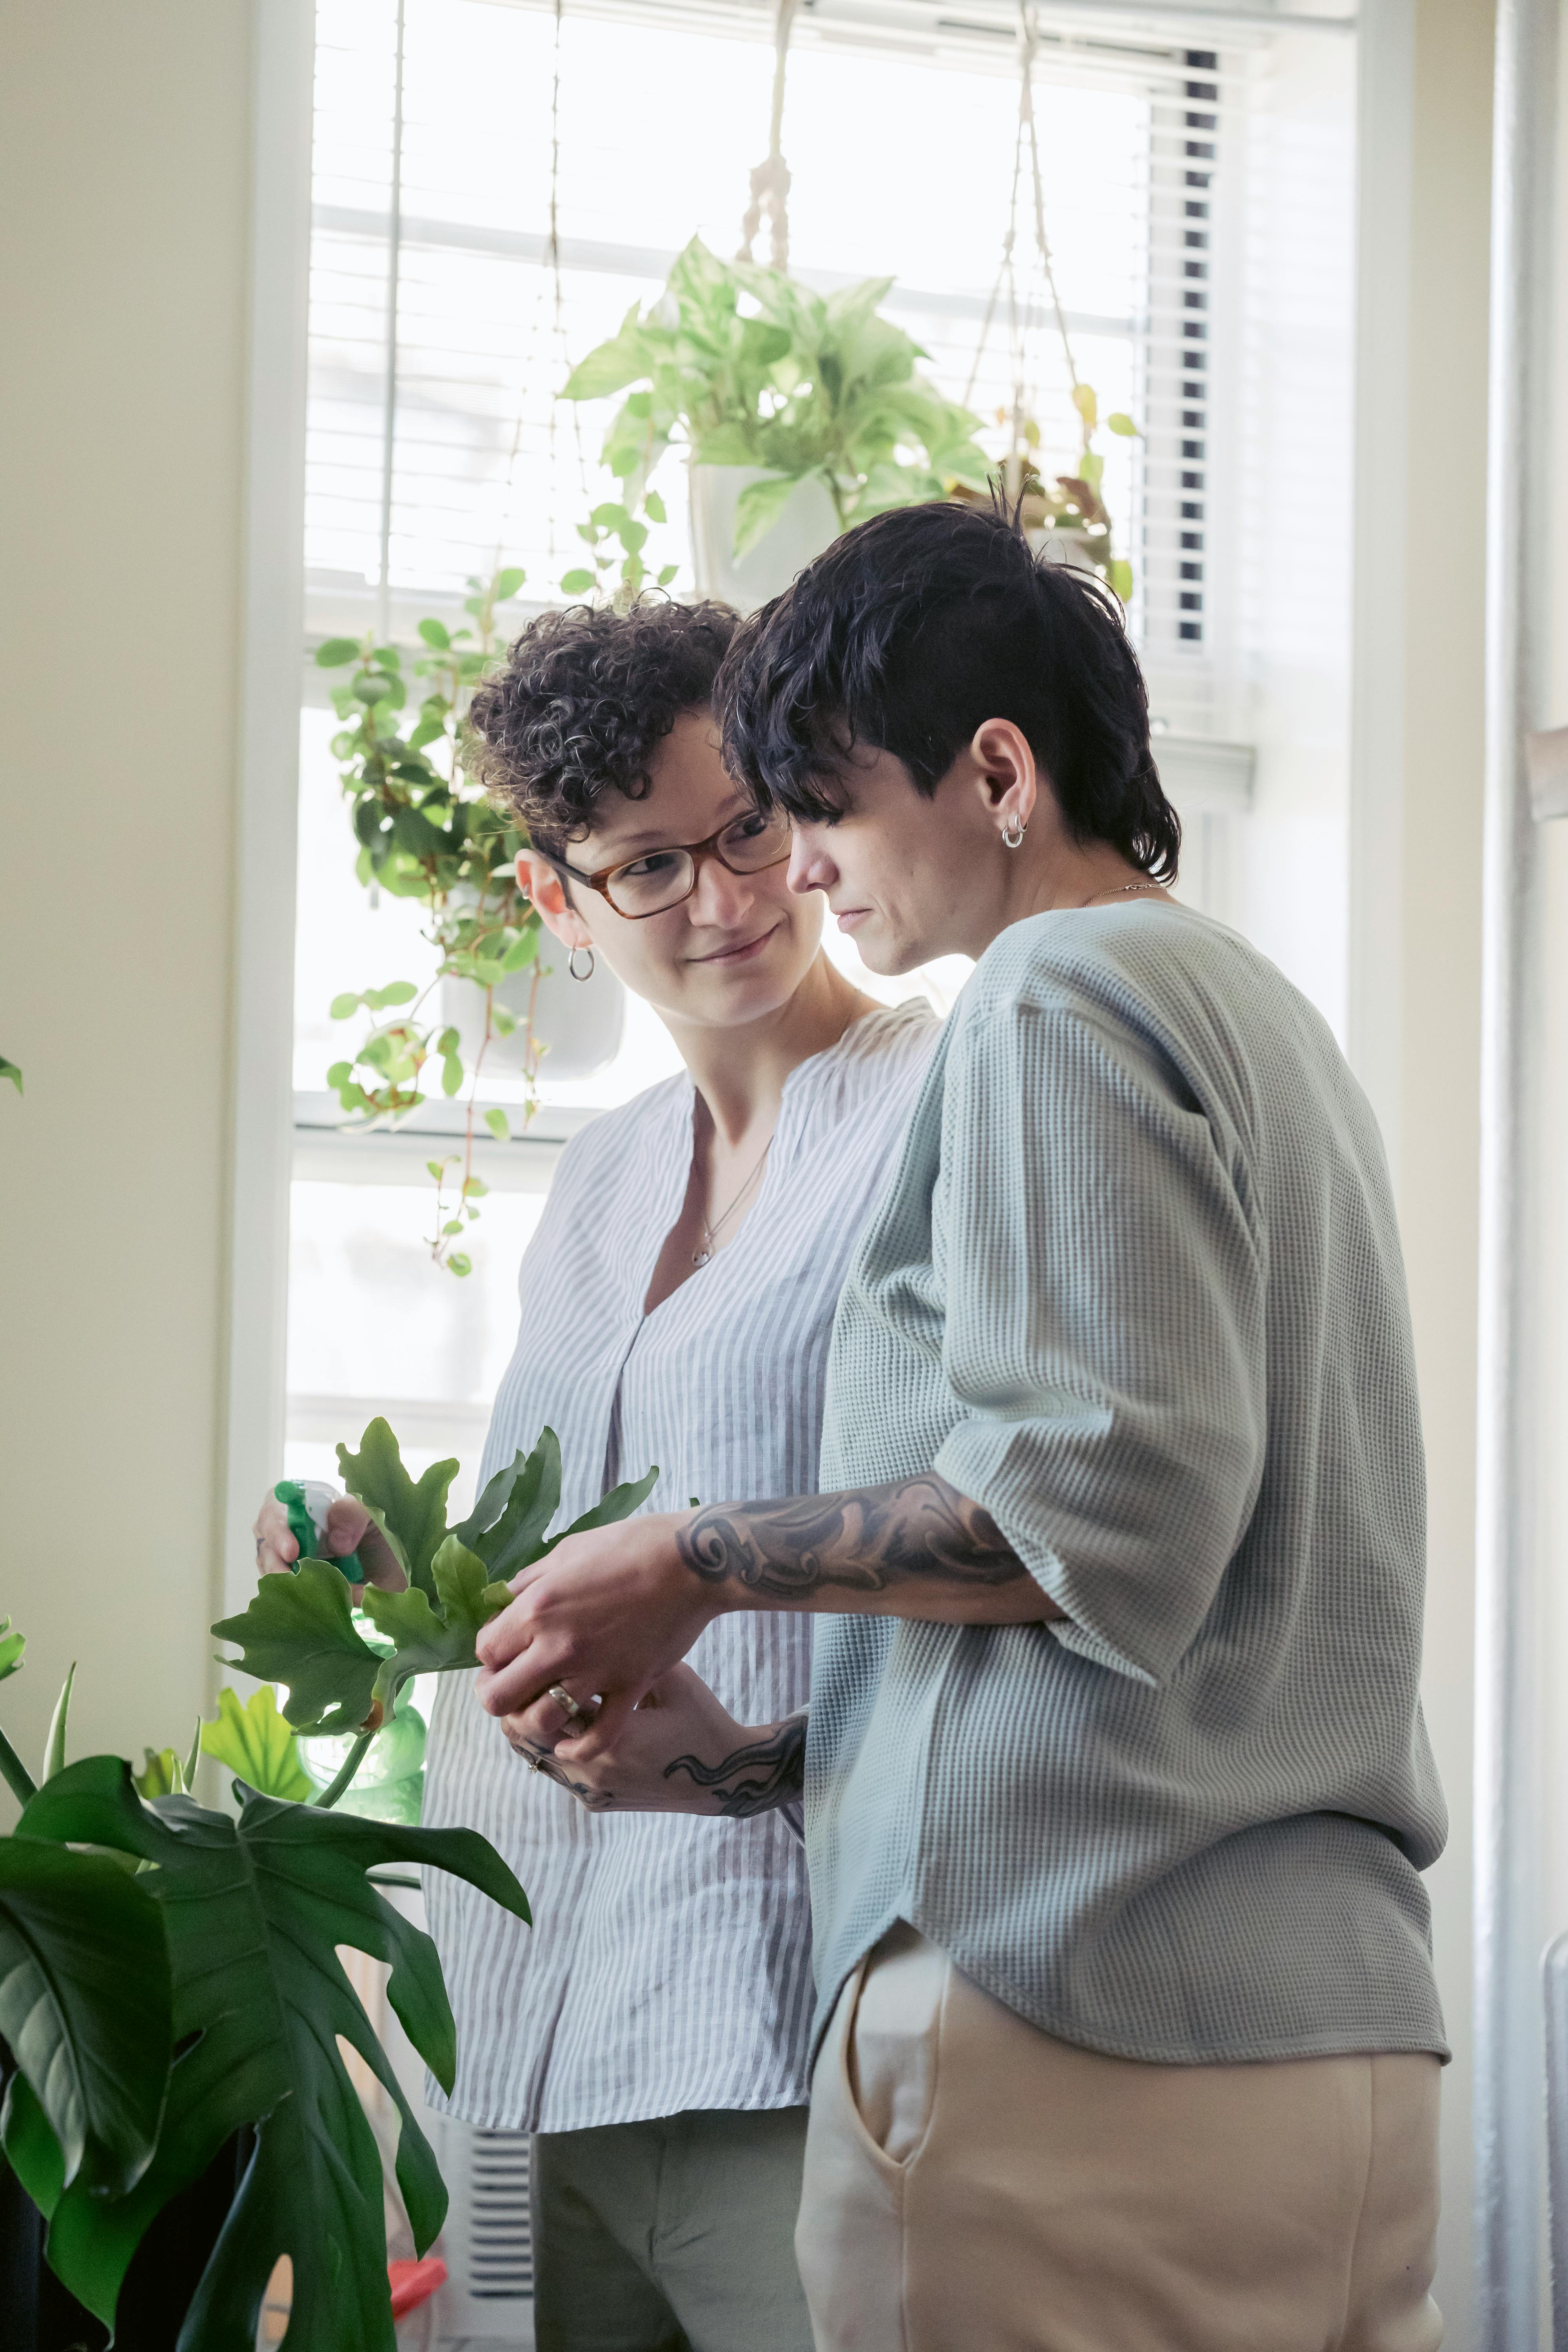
[
  {"x1": 716, "y1": 501, "x2": 1180, "y2": 882},
  {"x1": 466, "y1": 596, "x2": 739, "y2": 856}
]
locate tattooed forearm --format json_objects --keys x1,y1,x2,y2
[
  {"x1": 663, "y1": 1714, "x2": 807, "y2": 1819},
  {"x1": 676, "y1": 1474, "x2": 1038, "y2": 1610}
]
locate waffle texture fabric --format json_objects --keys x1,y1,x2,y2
[{"x1": 810, "y1": 902, "x2": 1448, "y2": 2069}]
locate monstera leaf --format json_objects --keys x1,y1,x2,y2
[
  {"x1": 0, "y1": 1835, "x2": 172, "y2": 2201},
  {"x1": 213, "y1": 1424, "x2": 658, "y2": 1738},
  {"x1": 8, "y1": 1755, "x2": 530, "y2": 2351}
]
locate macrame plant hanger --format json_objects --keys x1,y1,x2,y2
[
  {"x1": 737, "y1": 0, "x2": 800, "y2": 272},
  {"x1": 964, "y1": 2, "x2": 1088, "y2": 494}
]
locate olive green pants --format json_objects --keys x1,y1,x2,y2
[{"x1": 531, "y1": 2105, "x2": 814, "y2": 2352}]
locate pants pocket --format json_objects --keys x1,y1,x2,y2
[{"x1": 845, "y1": 1920, "x2": 949, "y2": 2167}]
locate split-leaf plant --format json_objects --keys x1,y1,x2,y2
[
  {"x1": 316, "y1": 566, "x2": 541, "y2": 1276},
  {"x1": 212, "y1": 1416, "x2": 658, "y2": 1747},
  {"x1": 560, "y1": 234, "x2": 994, "y2": 595},
  {"x1": 0, "y1": 1420, "x2": 657, "y2": 2350}
]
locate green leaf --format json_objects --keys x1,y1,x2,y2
[
  {"x1": 364, "y1": 980, "x2": 418, "y2": 1010},
  {"x1": 0, "y1": 1617, "x2": 24, "y2": 1682},
  {"x1": 494, "y1": 566, "x2": 526, "y2": 600},
  {"x1": 0, "y1": 1833, "x2": 171, "y2": 2201},
  {"x1": 484, "y1": 1107, "x2": 510, "y2": 1141},
  {"x1": 336, "y1": 1420, "x2": 458, "y2": 1598},
  {"x1": 13, "y1": 1757, "x2": 529, "y2": 2346},
  {"x1": 546, "y1": 1465, "x2": 661, "y2": 1549},
  {"x1": 731, "y1": 472, "x2": 804, "y2": 559},
  {"x1": 1072, "y1": 382, "x2": 1098, "y2": 428},
  {"x1": 315, "y1": 637, "x2": 362, "y2": 668},
  {"x1": 416, "y1": 618, "x2": 451, "y2": 650},
  {"x1": 42, "y1": 1661, "x2": 74, "y2": 1783},
  {"x1": 657, "y1": 565, "x2": 679, "y2": 587},
  {"x1": 560, "y1": 568, "x2": 595, "y2": 593},
  {"x1": 1108, "y1": 558, "x2": 1134, "y2": 602},
  {"x1": 329, "y1": 992, "x2": 362, "y2": 1021},
  {"x1": 133, "y1": 1746, "x2": 183, "y2": 1799},
  {"x1": 590, "y1": 501, "x2": 631, "y2": 531},
  {"x1": 1107, "y1": 412, "x2": 1138, "y2": 437},
  {"x1": 460, "y1": 1433, "x2": 562, "y2": 1576},
  {"x1": 446, "y1": 1253, "x2": 473, "y2": 1277},
  {"x1": 211, "y1": 1561, "x2": 383, "y2": 1735},
  {"x1": 643, "y1": 490, "x2": 667, "y2": 524},
  {"x1": 200, "y1": 1686, "x2": 314, "y2": 1802},
  {"x1": 359, "y1": 1541, "x2": 510, "y2": 1700},
  {"x1": 0, "y1": 1057, "x2": 21, "y2": 1096},
  {"x1": 499, "y1": 928, "x2": 538, "y2": 973}
]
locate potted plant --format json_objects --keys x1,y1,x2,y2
[
  {"x1": 0, "y1": 1417, "x2": 657, "y2": 2349},
  {"x1": 559, "y1": 236, "x2": 995, "y2": 610}
]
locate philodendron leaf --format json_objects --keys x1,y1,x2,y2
[
  {"x1": 133, "y1": 1747, "x2": 183, "y2": 1799},
  {"x1": 200, "y1": 1686, "x2": 314, "y2": 1802},
  {"x1": 12, "y1": 1756, "x2": 531, "y2": 2349},
  {"x1": 458, "y1": 1432, "x2": 563, "y2": 1578},
  {"x1": 361, "y1": 1540, "x2": 510, "y2": 1694},
  {"x1": 337, "y1": 1419, "x2": 458, "y2": 1597},
  {"x1": 211, "y1": 1561, "x2": 382, "y2": 1735},
  {"x1": 0, "y1": 1833, "x2": 171, "y2": 2201},
  {"x1": 0, "y1": 1617, "x2": 23, "y2": 1681},
  {"x1": 545, "y1": 1465, "x2": 661, "y2": 1549}
]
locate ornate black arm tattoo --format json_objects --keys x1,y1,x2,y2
[
  {"x1": 676, "y1": 1473, "x2": 1034, "y2": 1607},
  {"x1": 663, "y1": 1714, "x2": 807, "y2": 1819}
]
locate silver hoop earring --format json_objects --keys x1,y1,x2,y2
[
  {"x1": 568, "y1": 945, "x2": 595, "y2": 982},
  {"x1": 1001, "y1": 814, "x2": 1027, "y2": 850}
]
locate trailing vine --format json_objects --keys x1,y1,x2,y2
[{"x1": 315, "y1": 568, "x2": 542, "y2": 1275}]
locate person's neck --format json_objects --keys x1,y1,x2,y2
[
  {"x1": 958, "y1": 837, "x2": 1171, "y2": 962},
  {"x1": 666, "y1": 954, "x2": 878, "y2": 1148}
]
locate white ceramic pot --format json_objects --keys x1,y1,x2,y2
[
  {"x1": 440, "y1": 942, "x2": 625, "y2": 1085},
  {"x1": 688, "y1": 463, "x2": 840, "y2": 615}
]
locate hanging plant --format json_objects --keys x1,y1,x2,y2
[
  {"x1": 315, "y1": 567, "x2": 541, "y2": 1276},
  {"x1": 559, "y1": 236, "x2": 993, "y2": 595},
  {"x1": 973, "y1": 383, "x2": 1139, "y2": 602}
]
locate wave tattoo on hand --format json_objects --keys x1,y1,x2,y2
[
  {"x1": 663, "y1": 1715, "x2": 808, "y2": 1818},
  {"x1": 675, "y1": 1475, "x2": 1024, "y2": 1601}
]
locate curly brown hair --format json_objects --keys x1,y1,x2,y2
[{"x1": 465, "y1": 597, "x2": 739, "y2": 857}]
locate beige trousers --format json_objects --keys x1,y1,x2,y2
[{"x1": 795, "y1": 1924, "x2": 1442, "y2": 2352}]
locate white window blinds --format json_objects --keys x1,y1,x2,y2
[{"x1": 306, "y1": 0, "x2": 1351, "y2": 691}]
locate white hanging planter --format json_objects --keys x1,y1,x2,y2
[
  {"x1": 688, "y1": 463, "x2": 840, "y2": 615},
  {"x1": 440, "y1": 938, "x2": 626, "y2": 1085}
]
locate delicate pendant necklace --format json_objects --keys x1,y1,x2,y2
[
  {"x1": 693, "y1": 1136, "x2": 774, "y2": 1267},
  {"x1": 1087, "y1": 880, "x2": 1165, "y2": 904}
]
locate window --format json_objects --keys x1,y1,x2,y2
[{"x1": 286, "y1": 0, "x2": 1359, "y2": 1499}]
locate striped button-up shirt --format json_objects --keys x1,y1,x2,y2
[
  {"x1": 812, "y1": 904, "x2": 1448, "y2": 2067},
  {"x1": 422, "y1": 1000, "x2": 936, "y2": 2132}
]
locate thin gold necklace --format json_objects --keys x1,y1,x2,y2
[
  {"x1": 1084, "y1": 881, "x2": 1166, "y2": 906},
  {"x1": 693, "y1": 1136, "x2": 774, "y2": 1267}
]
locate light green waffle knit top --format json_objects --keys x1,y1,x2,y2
[{"x1": 809, "y1": 900, "x2": 1448, "y2": 2068}]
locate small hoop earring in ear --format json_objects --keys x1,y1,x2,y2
[
  {"x1": 568, "y1": 945, "x2": 596, "y2": 982},
  {"x1": 1001, "y1": 814, "x2": 1027, "y2": 851}
]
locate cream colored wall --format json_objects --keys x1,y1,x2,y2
[{"x1": 0, "y1": 4, "x2": 253, "y2": 1806}]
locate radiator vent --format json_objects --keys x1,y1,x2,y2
[{"x1": 468, "y1": 2130, "x2": 535, "y2": 2301}]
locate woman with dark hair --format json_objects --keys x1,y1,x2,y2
[
  {"x1": 477, "y1": 503, "x2": 1448, "y2": 2352},
  {"x1": 255, "y1": 595, "x2": 935, "y2": 2352}
]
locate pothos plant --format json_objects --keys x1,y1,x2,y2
[
  {"x1": 0, "y1": 1419, "x2": 657, "y2": 2350},
  {"x1": 559, "y1": 234, "x2": 994, "y2": 600},
  {"x1": 315, "y1": 567, "x2": 541, "y2": 1276},
  {"x1": 994, "y1": 383, "x2": 1140, "y2": 602}
]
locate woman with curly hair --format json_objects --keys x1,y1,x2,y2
[{"x1": 256, "y1": 594, "x2": 935, "y2": 2352}]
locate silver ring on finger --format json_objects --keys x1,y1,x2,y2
[{"x1": 547, "y1": 1683, "x2": 588, "y2": 1729}]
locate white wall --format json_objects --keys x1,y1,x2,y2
[{"x1": 0, "y1": 4, "x2": 254, "y2": 1800}]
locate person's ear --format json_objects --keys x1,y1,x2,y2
[
  {"x1": 517, "y1": 849, "x2": 595, "y2": 951},
  {"x1": 968, "y1": 718, "x2": 1041, "y2": 844}
]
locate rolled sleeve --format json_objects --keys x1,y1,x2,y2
[{"x1": 929, "y1": 998, "x2": 1266, "y2": 1685}]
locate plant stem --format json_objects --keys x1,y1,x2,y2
[
  {"x1": 312, "y1": 1730, "x2": 376, "y2": 1811},
  {"x1": 0, "y1": 1720, "x2": 38, "y2": 1808}
]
